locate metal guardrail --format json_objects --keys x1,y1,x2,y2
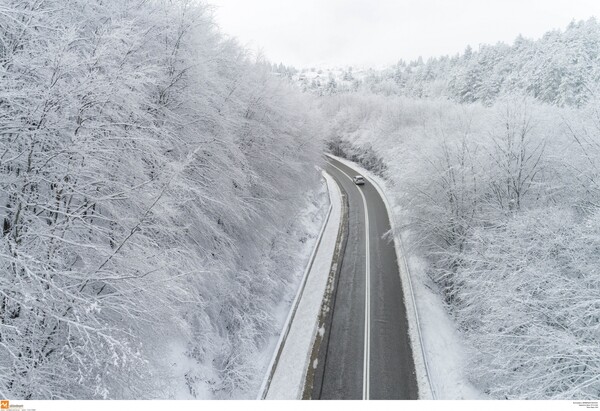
[{"x1": 257, "y1": 172, "x2": 334, "y2": 400}]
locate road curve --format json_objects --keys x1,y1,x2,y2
[{"x1": 312, "y1": 157, "x2": 419, "y2": 400}]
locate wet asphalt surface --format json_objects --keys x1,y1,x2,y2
[{"x1": 313, "y1": 158, "x2": 419, "y2": 400}]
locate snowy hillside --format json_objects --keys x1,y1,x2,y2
[
  {"x1": 2, "y1": 0, "x2": 599, "y2": 403},
  {"x1": 294, "y1": 19, "x2": 600, "y2": 107},
  {"x1": 310, "y1": 15, "x2": 600, "y2": 404},
  {"x1": 323, "y1": 92, "x2": 600, "y2": 400},
  {"x1": 0, "y1": 0, "x2": 324, "y2": 400}
]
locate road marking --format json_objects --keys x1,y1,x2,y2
[{"x1": 328, "y1": 161, "x2": 371, "y2": 400}]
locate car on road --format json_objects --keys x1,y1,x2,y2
[{"x1": 353, "y1": 175, "x2": 365, "y2": 185}]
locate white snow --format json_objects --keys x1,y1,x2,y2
[
  {"x1": 404, "y1": 256, "x2": 484, "y2": 400},
  {"x1": 327, "y1": 154, "x2": 484, "y2": 400},
  {"x1": 263, "y1": 171, "x2": 343, "y2": 400}
]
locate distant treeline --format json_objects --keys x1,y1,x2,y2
[{"x1": 291, "y1": 19, "x2": 600, "y2": 107}]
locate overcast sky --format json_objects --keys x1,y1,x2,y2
[{"x1": 207, "y1": 0, "x2": 600, "y2": 68}]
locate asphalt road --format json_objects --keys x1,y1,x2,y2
[{"x1": 313, "y1": 157, "x2": 419, "y2": 400}]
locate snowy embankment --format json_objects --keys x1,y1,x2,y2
[
  {"x1": 328, "y1": 154, "x2": 483, "y2": 400},
  {"x1": 0, "y1": 0, "x2": 324, "y2": 399},
  {"x1": 167, "y1": 176, "x2": 331, "y2": 400},
  {"x1": 258, "y1": 171, "x2": 342, "y2": 400}
]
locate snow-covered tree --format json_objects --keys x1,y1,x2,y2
[{"x1": 0, "y1": 0, "x2": 323, "y2": 400}]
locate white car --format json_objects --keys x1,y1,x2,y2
[{"x1": 353, "y1": 175, "x2": 365, "y2": 185}]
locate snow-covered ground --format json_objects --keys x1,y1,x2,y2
[
  {"x1": 327, "y1": 154, "x2": 484, "y2": 400},
  {"x1": 261, "y1": 172, "x2": 342, "y2": 400}
]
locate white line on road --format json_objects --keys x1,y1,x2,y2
[
  {"x1": 328, "y1": 161, "x2": 371, "y2": 400},
  {"x1": 328, "y1": 153, "x2": 435, "y2": 399},
  {"x1": 362, "y1": 186, "x2": 370, "y2": 401}
]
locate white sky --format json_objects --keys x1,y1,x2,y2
[{"x1": 207, "y1": 0, "x2": 600, "y2": 68}]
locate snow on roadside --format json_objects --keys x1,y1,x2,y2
[
  {"x1": 240, "y1": 172, "x2": 332, "y2": 399},
  {"x1": 327, "y1": 154, "x2": 484, "y2": 400},
  {"x1": 264, "y1": 171, "x2": 342, "y2": 399}
]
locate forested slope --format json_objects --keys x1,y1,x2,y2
[
  {"x1": 323, "y1": 39, "x2": 600, "y2": 398},
  {"x1": 306, "y1": 19, "x2": 600, "y2": 108},
  {"x1": 0, "y1": 0, "x2": 323, "y2": 399}
]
